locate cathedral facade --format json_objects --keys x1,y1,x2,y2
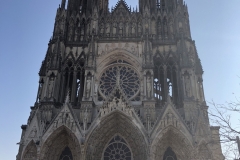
[{"x1": 17, "y1": 0, "x2": 224, "y2": 160}]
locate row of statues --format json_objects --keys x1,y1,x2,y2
[
  {"x1": 53, "y1": 112, "x2": 76, "y2": 132},
  {"x1": 99, "y1": 97, "x2": 133, "y2": 117}
]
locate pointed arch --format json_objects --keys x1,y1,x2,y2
[
  {"x1": 22, "y1": 140, "x2": 37, "y2": 160},
  {"x1": 163, "y1": 147, "x2": 177, "y2": 160},
  {"x1": 153, "y1": 50, "x2": 180, "y2": 106},
  {"x1": 85, "y1": 111, "x2": 148, "y2": 160},
  {"x1": 40, "y1": 126, "x2": 81, "y2": 160},
  {"x1": 151, "y1": 126, "x2": 194, "y2": 160}
]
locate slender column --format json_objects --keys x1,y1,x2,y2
[
  {"x1": 60, "y1": 72, "x2": 66, "y2": 102},
  {"x1": 163, "y1": 65, "x2": 168, "y2": 101},
  {"x1": 151, "y1": 73, "x2": 154, "y2": 100},
  {"x1": 71, "y1": 70, "x2": 77, "y2": 103},
  {"x1": 144, "y1": 74, "x2": 146, "y2": 100},
  {"x1": 158, "y1": 67, "x2": 161, "y2": 101},
  {"x1": 82, "y1": 72, "x2": 87, "y2": 100},
  {"x1": 170, "y1": 68, "x2": 174, "y2": 101},
  {"x1": 88, "y1": 74, "x2": 94, "y2": 100},
  {"x1": 43, "y1": 77, "x2": 49, "y2": 99},
  {"x1": 78, "y1": 70, "x2": 83, "y2": 102}
]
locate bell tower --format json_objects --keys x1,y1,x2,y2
[{"x1": 17, "y1": 0, "x2": 224, "y2": 160}]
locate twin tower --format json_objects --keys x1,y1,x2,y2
[{"x1": 17, "y1": 0, "x2": 224, "y2": 160}]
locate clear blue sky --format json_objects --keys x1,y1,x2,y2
[{"x1": 0, "y1": 0, "x2": 239, "y2": 159}]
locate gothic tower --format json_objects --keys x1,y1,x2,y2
[{"x1": 17, "y1": 0, "x2": 224, "y2": 160}]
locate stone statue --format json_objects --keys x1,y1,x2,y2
[
  {"x1": 100, "y1": 23, "x2": 104, "y2": 34},
  {"x1": 74, "y1": 28, "x2": 78, "y2": 41},
  {"x1": 125, "y1": 22, "x2": 129, "y2": 36},
  {"x1": 47, "y1": 76, "x2": 55, "y2": 98},
  {"x1": 185, "y1": 76, "x2": 192, "y2": 97},
  {"x1": 131, "y1": 23, "x2": 136, "y2": 35},
  {"x1": 86, "y1": 76, "x2": 92, "y2": 98},
  {"x1": 119, "y1": 22, "x2": 123, "y2": 36},
  {"x1": 99, "y1": 107, "x2": 104, "y2": 117},
  {"x1": 113, "y1": 22, "x2": 117, "y2": 35},
  {"x1": 105, "y1": 23, "x2": 110, "y2": 36},
  {"x1": 138, "y1": 23, "x2": 142, "y2": 34},
  {"x1": 29, "y1": 127, "x2": 37, "y2": 138},
  {"x1": 147, "y1": 75, "x2": 152, "y2": 98}
]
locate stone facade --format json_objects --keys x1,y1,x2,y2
[{"x1": 17, "y1": 0, "x2": 224, "y2": 160}]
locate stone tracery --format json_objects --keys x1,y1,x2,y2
[{"x1": 86, "y1": 112, "x2": 147, "y2": 160}]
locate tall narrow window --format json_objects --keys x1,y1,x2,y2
[
  {"x1": 59, "y1": 147, "x2": 73, "y2": 160},
  {"x1": 163, "y1": 147, "x2": 177, "y2": 160},
  {"x1": 103, "y1": 135, "x2": 132, "y2": 160}
]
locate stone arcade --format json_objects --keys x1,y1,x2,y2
[{"x1": 17, "y1": 0, "x2": 224, "y2": 160}]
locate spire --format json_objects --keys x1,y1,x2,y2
[{"x1": 61, "y1": 0, "x2": 66, "y2": 9}]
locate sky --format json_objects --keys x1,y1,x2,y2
[{"x1": 0, "y1": 0, "x2": 240, "y2": 159}]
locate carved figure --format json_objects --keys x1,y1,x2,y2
[
  {"x1": 105, "y1": 23, "x2": 110, "y2": 36},
  {"x1": 131, "y1": 23, "x2": 136, "y2": 35},
  {"x1": 100, "y1": 23, "x2": 104, "y2": 34},
  {"x1": 86, "y1": 76, "x2": 92, "y2": 98},
  {"x1": 47, "y1": 76, "x2": 55, "y2": 98},
  {"x1": 147, "y1": 75, "x2": 152, "y2": 98},
  {"x1": 119, "y1": 22, "x2": 123, "y2": 36},
  {"x1": 138, "y1": 23, "x2": 142, "y2": 34},
  {"x1": 100, "y1": 107, "x2": 104, "y2": 116},
  {"x1": 29, "y1": 127, "x2": 37, "y2": 138},
  {"x1": 184, "y1": 76, "x2": 192, "y2": 97},
  {"x1": 74, "y1": 28, "x2": 78, "y2": 41},
  {"x1": 105, "y1": 44, "x2": 109, "y2": 52},
  {"x1": 113, "y1": 22, "x2": 117, "y2": 35},
  {"x1": 125, "y1": 22, "x2": 129, "y2": 36}
]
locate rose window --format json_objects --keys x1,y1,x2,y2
[
  {"x1": 103, "y1": 135, "x2": 132, "y2": 160},
  {"x1": 99, "y1": 64, "x2": 140, "y2": 100}
]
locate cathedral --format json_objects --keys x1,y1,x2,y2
[{"x1": 17, "y1": 0, "x2": 224, "y2": 159}]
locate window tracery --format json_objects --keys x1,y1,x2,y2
[
  {"x1": 103, "y1": 135, "x2": 132, "y2": 160},
  {"x1": 153, "y1": 56, "x2": 179, "y2": 106},
  {"x1": 99, "y1": 61, "x2": 140, "y2": 100},
  {"x1": 59, "y1": 147, "x2": 73, "y2": 160}
]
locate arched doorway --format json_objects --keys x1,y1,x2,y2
[
  {"x1": 40, "y1": 126, "x2": 81, "y2": 160},
  {"x1": 86, "y1": 111, "x2": 147, "y2": 160}
]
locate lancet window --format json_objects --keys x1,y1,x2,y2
[
  {"x1": 153, "y1": 56, "x2": 179, "y2": 106},
  {"x1": 60, "y1": 55, "x2": 85, "y2": 104},
  {"x1": 103, "y1": 135, "x2": 132, "y2": 160}
]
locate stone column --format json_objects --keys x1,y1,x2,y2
[
  {"x1": 151, "y1": 73, "x2": 154, "y2": 100},
  {"x1": 144, "y1": 74, "x2": 147, "y2": 100},
  {"x1": 71, "y1": 71, "x2": 77, "y2": 103}
]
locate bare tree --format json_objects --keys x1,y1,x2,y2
[{"x1": 209, "y1": 99, "x2": 240, "y2": 159}]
